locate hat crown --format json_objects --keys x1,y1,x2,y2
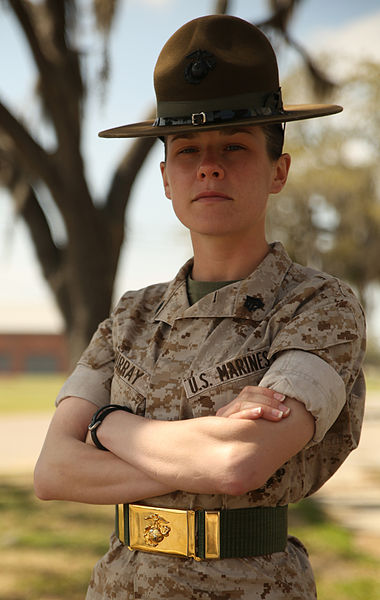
[
  {"x1": 98, "y1": 14, "x2": 343, "y2": 138},
  {"x1": 154, "y1": 15, "x2": 280, "y2": 117}
]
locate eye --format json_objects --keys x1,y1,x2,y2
[
  {"x1": 178, "y1": 146, "x2": 198, "y2": 154},
  {"x1": 225, "y1": 144, "x2": 244, "y2": 151}
]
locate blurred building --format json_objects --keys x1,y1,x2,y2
[{"x1": 0, "y1": 333, "x2": 68, "y2": 373}]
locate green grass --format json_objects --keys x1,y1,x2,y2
[
  {"x1": 289, "y1": 500, "x2": 380, "y2": 600},
  {"x1": 0, "y1": 375, "x2": 65, "y2": 413},
  {"x1": 0, "y1": 475, "x2": 112, "y2": 600},
  {"x1": 0, "y1": 478, "x2": 379, "y2": 600}
]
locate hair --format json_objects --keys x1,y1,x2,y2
[
  {"x1": 160, "y1": 123, "x2": 285, "y2": 162},
  {"x1": 261, "y1": 123, "x2": 285, "y2": 161}
]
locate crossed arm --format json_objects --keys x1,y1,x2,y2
[{"x1": 34, "y1": 386, "x2": 314, "y2": 505}]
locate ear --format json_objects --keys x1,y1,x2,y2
[
  {"x1": 270, "y1": 153, "x2": 291, "y2": 194},
  {"x1": 160, "y1": 161, "x2": 172, "y2": 199}
]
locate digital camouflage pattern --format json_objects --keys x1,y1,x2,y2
[
  {"x1": 58, "y1": 242, "x2": 366, "y2": 599},
  {"x1": 86, "y1": 533, "x2": 316, "y2": 599}
]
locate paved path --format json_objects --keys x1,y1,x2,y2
[
  {"x1": 1, "y1": 394, "x2": 380, "y2": 548},
  {"x1": 314, "y1": 390, "x2": 380, "y2": 553},
  {"x1": 0, "y1": 412, "x2": 53, "y2": 474}
]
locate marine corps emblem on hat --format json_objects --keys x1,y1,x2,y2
[
  {"x1": 99, "y1": 15, "x2": 342, "y2": 139},
  {"x1": 184, "y1": 49, "x2": 217, "y2": 84}
]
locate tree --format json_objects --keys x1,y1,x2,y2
[
  {"x1": 0, "y1": 0, "x2": 159, "y2": 363},
  {"x1": 0, "y1": 0, "x2": 331, "y2": 365},
  {"x1": 267, "y1": 61, "x2": 380, "y2": 310}
]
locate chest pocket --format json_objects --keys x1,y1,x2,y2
[
  {"x1": 182, "y1": 347, "x2": 273, "y2": 416},
  {"x1": 111, "y1": 347, "x2": 150, "y2": 415}
]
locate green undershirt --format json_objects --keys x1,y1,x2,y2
[{"x1": 187, "y1": 275, "x2": 240, "y2": 306}]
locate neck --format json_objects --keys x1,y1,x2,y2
[{"x1": 190, "y1": 232, "x2": 270, "y2": 281}]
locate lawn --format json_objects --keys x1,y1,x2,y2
[
  {"x1": 0, "y1": 375, "x2": 65, "y2": 413},
  {"x1": 0, "y1": 475, "x2": 379, "y2": 600},
  {"x1": 0, "y1": 475, "x2": 111, "y2": 600}
]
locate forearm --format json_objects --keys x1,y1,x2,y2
[
  {"x1": 34, "y1": 398, "x2": 174, "y2": 505},
  {"x1": 96, "y1": 397, "x2": 314, "y2": 496},
  {"x1": 97, "y1": 412, "x2": 259, "y2": 495},
  {"x1": 35, "y1": 437, "x2": 174, "y2": 505}
]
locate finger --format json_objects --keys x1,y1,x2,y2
[
  {"x1": 216, "y1": 388, "x2": 287, "y2": 418},
  {"x1": 237, "y1": 389, "x2": 286, "y2": 409},
  {"x1": 239, "y1": 398, "x2": 291, "y2": 415},
  {"x1": 228, "y1": 406, "x2": 264, "y2": 420},
  {"x1": 241, "y1": 386, "x2": 286, "y2": 402},
  {"x1": 229, "y1": 404, "x2": 290, "y2": 421},
  {"x1": 216, "y1": 404, "x2": 230, "y2": 417}
]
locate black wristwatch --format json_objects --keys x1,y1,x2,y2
[{"x1": 88, "y1": 404, "x2": 133, "y2": 451}]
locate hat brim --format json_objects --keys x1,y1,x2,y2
[{"x1": 98, "y1": 104, "x2": 342, "y2": 138}]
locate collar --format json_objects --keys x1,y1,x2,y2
[{"x1": 152, "y1": 242, "x2": 292, "y2": 326}]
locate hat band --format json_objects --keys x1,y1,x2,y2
[
  {"x1": 154, "y1": 106, "x2": 282, "y2": 128},
  {"x1": 154, "y1": 89, "x2": 283, "y2": 128}
]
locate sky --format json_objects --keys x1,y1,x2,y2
[{"x1": 1, "y1": 0, "x2": 380, "y2": 334}]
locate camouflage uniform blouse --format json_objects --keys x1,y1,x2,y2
[{"x1": 57, "y1": 242, "x2": 366, "y2": 600}]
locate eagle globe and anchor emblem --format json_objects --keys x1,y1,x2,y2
[{"x1": 144, "y1": 513, "x2": 171, "y2": 547}]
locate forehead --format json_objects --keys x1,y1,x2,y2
[{"x1": 166, "y1": 125, "x2": 263, "y2": 145}]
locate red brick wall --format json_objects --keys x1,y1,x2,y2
[{"x1": 0, "y1": 333, "x2": 69, "y2": 373}]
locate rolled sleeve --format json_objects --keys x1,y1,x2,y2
[
  {"x1": 55, "y1": 363, "x2": 113, "y2": 408},
  {"x1": 55, "y1": 315, "x2": 115, "y2": 409},
  {"x1": 259, "y1": 350, "x2": 346, "y2": 444}
]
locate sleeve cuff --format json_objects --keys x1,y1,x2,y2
[
  {"x1": 259, "y1": 350, "x2": 346, "y2": 444},
  {"x1": 55, "y1": 364, "x2": 112, "y2": 408}
]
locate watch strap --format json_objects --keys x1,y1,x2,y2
[{"x1": 88, "y1": 404, "x2": 133, "y2": 451}]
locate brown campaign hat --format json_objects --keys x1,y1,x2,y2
[{"x1": 99, "y1": 15, "x2": 342, "y2": 138}]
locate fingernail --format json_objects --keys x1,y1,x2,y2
[
  {"x1": 282, "y1": 407, "x2": 291, "y2": 416},
  {"x1": 251, "y1": 407, "x2": 262, "y2": 415},
  {"x1": 274, "y1": 392, "x2": 286, "y2": 401},
  {"x1": 271, "y1": 409, "x2": 283, "y2": 418}
]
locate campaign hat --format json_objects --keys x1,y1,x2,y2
[{"x1": 99, "y1": 14, "x2": 342, "y2": 138}]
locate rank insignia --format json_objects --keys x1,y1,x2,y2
[{"x1": 244, "y1": 295, "x2": 264, "y2": 312}]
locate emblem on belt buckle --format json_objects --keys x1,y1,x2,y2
[{"x1": 144, "y1": 513, "x2": 171, "y2": 547}]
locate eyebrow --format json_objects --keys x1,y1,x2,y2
[
  {"x1": 169, "y1": 127, "x2": 255, "y2": 144},
  {"x1": 170, "y1": 133, "x2": 196, "y2": 143},
  {"x1": 220, "y1": 126, "x2": 256, "y2": 136}
]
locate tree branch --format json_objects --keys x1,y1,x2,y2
[
  {"x1": 18, "y1": 184, "x2": 74, "y2": 329},
  {"x1": 9, "y1": 0, "x2": 83, "y2": 148},
  {"x1": 1, "y1": 153, "x2": 74, "y2": 327},
  {"x1": 0, "y1": 99, "x2": 59, "y2": 190},
  {"x1": 265, "y1": 0, "x2": 301, "y2": 30},
  {"x1": 46, "y1": 0, "x2": 69, "y2": 54},
  {"x1": 214, "y1": 0, "x2": 229, "y2": 13},
  {"x1": 105, "y1": 113, "x2": 157, "y2": 223},
  {"x1": 258, "y1": 0, "x2": 335, "y2": 96},
  {"x1": 8, "y1": 0, "x2": 50, "y2": 77},
  {"x1": 13, "y1": 181, "x2": 62, "y2": 280},
  {"x1": 282, "y1": 30, "x2": 335, "y2": 96}
]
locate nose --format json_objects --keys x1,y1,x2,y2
[{"x1": 197, "y1": 150, "x2": 224, "y2": 180}]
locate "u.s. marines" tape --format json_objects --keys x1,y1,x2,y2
[{"x1": 183, "y1": 348, "x2": 273, "y2": 398}]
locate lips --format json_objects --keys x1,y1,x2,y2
[{"x1": 193, "y1": 191, "x2": 232, "y2": 202}]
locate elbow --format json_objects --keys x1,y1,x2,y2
[
  {"x1": 219, "y1": 473, "x2": 265, "y2": 497},
  {"x1": 217, "y1": 447, "x2": 268, "y2": 497},
  {"x1": 34, "y1": 458, "x2": 64, "y2": 501},
  {"x1": 34, "y1": 470, "x2": 53, "y2": 501}
]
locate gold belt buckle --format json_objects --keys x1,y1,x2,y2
[{"x1": 119, "y1": 504, "x2": 220, "y2": 560}]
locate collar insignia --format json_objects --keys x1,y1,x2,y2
[{"x1": 244, "y1": 296, "x2": 264, "y2": 312}]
